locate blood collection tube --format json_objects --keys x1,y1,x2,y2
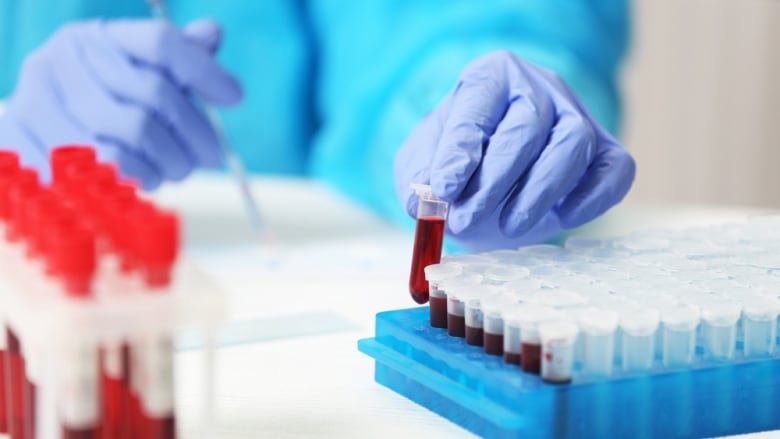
[
  {"x1": 134, "y1": 210, "x2": 179, "y2": 439},
  {"x1": 481, "y1": 294, "x2": 515, "y2": 356},
  {"x1": 0, "y1": 151, "x2": 19, "y2": 434},
  {"x1": 700, "y1": 300, "x2": 741, "y2": 361},
  {"x1": 407, "y1": 184, "x2": 448, "y2": 304},
  {"x1": 519, "y1": 306, "x2": 561, "y2": 374},
  {"x1": 52, "y1": 223, "x2": 100, "y2": 438},
  {"x1": 578, "y1": 309, "x2": 619, "y2": 378},
  {"x1": 539, "y1": 320, "x2": 579, "y2": 384},
  {"x1": 502, "y1": 306, "x2": 530, "y2": 366},
  {"x1": 445, "y1": 288, "x2": 470, "y2": 338},
  {"x1": 619, "y1": 308, "x2": 660, "y2": 373},
  {"x1": 435, "y1": 273, "x2": 482, "y2": 331},
  {"x1": 661, "y1": 305, "x2": 700, "y2": 368},
  {"x1": 423, "y1": 263, "x2": 462, "y2": 328},
  {"x1": 742, "y1": 295, "x2": 780, "y2": 358},
  {"x1": 463, "y1": 286, "x2": 498, "y2": 346}
]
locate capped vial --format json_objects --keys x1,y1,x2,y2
[
  {"x1": 408, "y1": 184, "x2": 448, "y2": 304},
  {"x1": 539, "y1": 319, "x2": 579, "y2": 384},
  {"x1": 424, "y1": 262, "x2": 463, "y2": 328},
  {"x1": 481, "y1": 293, "x2": 517, "y2": 356},
  {"x1": 437, "y1": 273, "x2": 482, "y2": 331},
  {"x1": 578, "y1": 309, "x2": 619, "y2": 378},
  {"x1": 519, "y1": 306, "x2": 562, "y2": 374},
  {"x1": 463, "y1": 285, "x2": 500, "y2": 346},
  {"x1": 742, "y1": 295, "x2": 780, "y2": 358},
  {"x1": 662, "y1": 305, "x2": 701, "y2": 368},
  {"x1": 620, "y1": 308, "x2": 660, "y2": 372},
  {"x1": 700, "y1": 300, "x2": 742, "y2": 361},
  {"x1": 482, "y1": 264, "x2": 530, "y2": 286}
]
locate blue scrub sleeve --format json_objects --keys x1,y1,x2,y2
[{"x1": 308, "y1": 0, "x2": 630, "y2": 229}]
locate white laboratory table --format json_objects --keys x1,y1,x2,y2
[{"x1": 151, "y1": 173, "x2": 779, "y2": 439}]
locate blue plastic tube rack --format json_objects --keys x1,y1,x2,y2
[{"x1": 358, "y1": 307, "x2": 780, "y2": 439}]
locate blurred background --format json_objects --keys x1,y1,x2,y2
[{"x1": 622, "y1": 0, "x2": 780, "y2": 208}]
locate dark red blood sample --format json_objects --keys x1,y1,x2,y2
[
  {"x1": 447, "y1": 314, "x2": 465, "y2": 337},
  {"x1": 504, "y1": 352, "x2": 521, "y2": 366},
  {"x1": 465, "y1": 326, "x2": 484, "y2": 346},
  {"x1": 63, "y1": 427, "x2": 97, "y2": 438},
  {"x1": 146, "y1": 416, "x2": 175, "y2": 439},
  {"x1": 521, "y1": 342, "x2": 542, "y2": 374},
  {"x1": 429, "y1": 296, "x2": 447, "y2": 328},
  {"x1": 102, "y1": 344, "x2": 131, "y2": 439},
  {"x1": 408, "y1": 216, "x2": 445, "y2": 304},
  {"x1": 5, "y1": 329, "x2": 25, "y2": 439},
  {"x1": 23, "y1": 378, "x2": 35, "y2": 439},
  {"x1": 484, "y1": 332, "x2": 504, "y2": 356},
  {"x1": 0, "y1": 350, "x2": 6, "y2": 432}
]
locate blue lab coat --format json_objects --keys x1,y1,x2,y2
[{"x1": 0, "y1": 0, "x2": 629, "y2": 225}]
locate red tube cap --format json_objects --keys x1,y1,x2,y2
[{"x1": 51, "y1": 145, "x2": 96, "y2": 185}]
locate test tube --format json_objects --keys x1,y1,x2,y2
[
  {"x1": 437, "y1": 273, "x2": 482, "y2": 332},
  {"x1": 620, "y1": 308, "x2": 660, "y2": 372},
  {"x1": 502, "y1": 306, "x2": 527, "y2": 366},
  {"x1": 700, "y1": 300, "x2": 741, "y2": 361},
  {"x1": 539, "y1": 319, "x2": 579, "y2": 383},
  {"x1": 0, "y1": 151, "x2": 17, "y2": 435},
  {"x1": 578, "y1": 309, "x2": 619, "y2": 378},
  {"x1": 424, "y1": 262, "x2": 463, "y2": 328},
  {"x1": 52, "y1": 222, "x2": 100, "y2": 438},
  {"x1": 463, "y1": 286, "x2": 499, "y2": 346},
  {"x1": 481, "y1": 293, "x2": 516, "y2": 356},
  {"x1": 408, "y1": 184, "x2": 448, "y2": 304},
  {"x1": 742, "y1": 295, "x2": 780, "y2": 357},
  {"x1": 662, "y1": 305, "x2": 701, "y2": 368},
  {"x1": 520, "y1": 306, "x2": 563, "y2": 374},
  {"x1": 134, "y1": 209, "x2": 179, "y2": 439}
]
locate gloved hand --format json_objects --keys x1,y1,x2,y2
[
  {"x1": 0, "y1": 19, "x2": 242, "y2": 190},
  {"x1": 394, "y1": 50, "x2": 635, "y2": 252}
]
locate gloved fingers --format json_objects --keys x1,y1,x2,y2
[
  {"x1": 11, "y1": 52, "x2": 91, "y2": 150},
  {"x1": 446, "y1": 92, "x2": 554, "y2": 234},
  {"x1": 50, "y1": 32, "x2": 196, "y2": 182},
  {"x1": 555, "y1": 145, "x2": 636, "y2": 229},
  {"x1": 102, "y1": 19, "x2": 243, "y2": 106},
  {"x1": 95, "y1": 141, "x2": 163, "y2": 191},
  {"x1": 80, "y1": 28, "x2": 221, "y2": 167},
  {"x1": 498, "y1": 109, "x2": 598, "y2": 238},
  {"x1": 394, "y1": 96, "x2": 450, "y2": 218},
  {"x1": 429, "y1": 56, "x2": 511, "y2": 202},
  {"x1": 182, "y1": 19, "x2": 222, "y2": 54}
]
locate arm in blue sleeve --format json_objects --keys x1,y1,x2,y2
[{"x1": 308, "y1": 0, "x2": 630, "y2": 229}]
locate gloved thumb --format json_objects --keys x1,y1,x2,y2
[{"x1": 183, "y1": 18, "x2": 222, "y2": 54}]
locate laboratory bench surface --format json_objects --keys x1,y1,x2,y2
[{"x1": 148, "y1": 173, "x2": 779, "y2": 439}]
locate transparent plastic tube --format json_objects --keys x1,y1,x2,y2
[
  {"x1": 539, "y1": 320, "x2": 579, "y2": 383},
  {"x1": 662, "y1": 306, "x2": 701, "y2": 368},
  {"x1": 578, "y1": 309, "x2": 619, "y2": 378},
  {"x1": 700, "y1": 300, "x2": 741, "y2": 361},
  {"x1": 518, "y1": 306, "x2": 561, "y2": 374},
  {"x1": 463, "y1": 286, "x2": 499, "y2": 346},
  {"x1": 436, "y1": 273, "x2": 482, "y2": 332},
  {"x1": 424, "y1": 263, "x2": 463, "y2": 328},
  {"x1": 408, "y1": 184, "x2": 448, "y2": 304},
  {"x1": 742, "y1": 296, "x2": 780, "y2": 358},
  {"x1": 481, "y1": 294, "x2": 517, "y2": 356},
  {"x1": 620, "y1": 309, "x2": 660, "y2": 372}
]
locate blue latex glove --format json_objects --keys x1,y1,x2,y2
[
  {"x1": 0, "y1": 19, "x2": 242, "y2": 189},
  {"x1": 394, "y1": 51, "x2": 636, "y2": 252}
]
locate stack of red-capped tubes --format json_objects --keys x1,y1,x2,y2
[{"x1": 0, "y1": 145, "x2": 179, "y2": 439}]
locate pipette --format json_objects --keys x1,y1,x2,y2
[{"x1": 146, "y1": 0, "x2": 264, "y2": 235}]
